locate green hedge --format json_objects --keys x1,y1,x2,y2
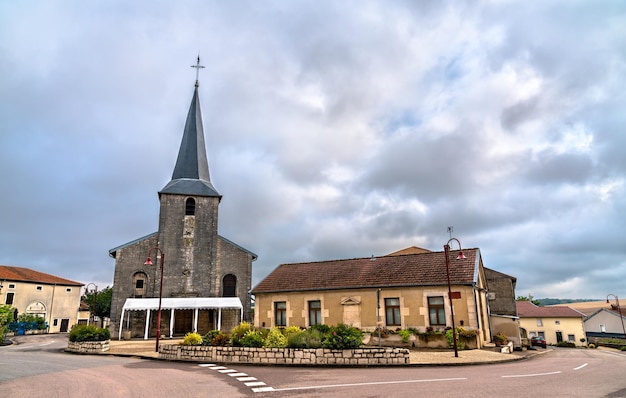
[{"x1": 69, "y1": 325, "x2": 110, "y2": 342}]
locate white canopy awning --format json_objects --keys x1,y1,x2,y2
[
  {"x1": 122, "y1": 297, "x2": 243, "y2": 311},
  {"x1": 119, "y1": 297, "x2": 243, "y2": 341}
]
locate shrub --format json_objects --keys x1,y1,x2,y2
[
  {"x1": 181, "y1": 332, "x2": 203, "y2": 346},
  {"x1": 202, "y1": 330, "x2": 221, "y2": 346},
  {"x1": 241, "y1": 330, "x2": 265, "y2": 347},
  {"x1": 446, "y1": 328, "x2": 466, "y2": 350},
  {"x1": 283, "y1": 326, "x2": 302, "y2": 338},
  {"x1": 556, "y1": 341, "x2": 575, "y2": 348},
  {"x1": 322, "y1": 324, "x2": 363, "y2": 349},
  {"x1": 287, "y1": 328, "x2": 323, "y2": 348},
  {"x1": 310, "y1": 324, "x2": 331, "y2": 334},
  {"x1": 211, "y1": 332, "x2": 230, "y2": 346},
  {"x1": 69, "y1": 325, "x2": 110, "y2": 342},
  {"x1": 588, "y1": 343, "x2": 596, "y2": 349},
  {"x1": 263, "y1": 327, "x2": 287, "y2": 348},
  {"x1": 230, "y1": 322, "x2": 254, "y2": 346},
  {"x1": 398, "y1": 329, "x2": 411, "y2": 343}
]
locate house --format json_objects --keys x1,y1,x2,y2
[
  {"x1": 516, "y1": 301, "x2": 587, "y2": 346},
  {"x1": 0, "y1": 265, "x2": 83, "y2": 333},
  {"x1": 108, "y1": 61, "x2": 256, "y2": 340},
  {"x1": 583, "y1": 308, "x2": 626, "y2": 340},
  {"x1": 485, "y1": 268, "x2": 521, "y2": 347},
  {"x1": 551, "y1": 300, "x2": 626, "y2": 340},
  {"x1": 252, "y1": 247, "x2": 495, "y2": 346}
]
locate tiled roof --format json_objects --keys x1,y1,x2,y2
[
  {"x1": 0, "y1": 266, "x2": 83, "y2": 286},
  {"x1": 516, "y1": 300, "x2": 584, "y2": 318},
  {"x1": 252, "y1": 248, "x2": 479, "y2": 294}
]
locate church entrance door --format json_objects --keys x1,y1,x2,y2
[{"x1": 174, "y1": 310, "x2": 193, "y2": 335}]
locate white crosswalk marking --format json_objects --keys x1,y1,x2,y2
[
  {"x1": 245, "y1": 382, "x2": 266, "y2": 387},
  {"x1": 199, "y1": 364, "x2": 272, "y2": 393}
]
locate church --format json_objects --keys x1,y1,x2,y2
[{"x1": 108, "y1": 60, "x2": 256, "y2": 340}]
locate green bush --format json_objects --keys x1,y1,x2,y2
[
  {"x1": 287, "y1": 328, "x2": 323, "y2": 348},
  {"x1": 202, "y1": 330, "x2": 221, "y2": 346},
  {"x1": 263, "y1": 327, "x2": 287, "y2": 348},
  {"x1": 556, "y1": 341, "x2": 575, "y2": 348},
  {"x1": 230, "y1": 321, "x2": 254, "y2": 346},
  {"x1": 69, "y1": 325, "x2": 110, "y2": 342},
  {"x1": 241, "y1": 330, "x2": 266, "y2": 347},
  {"x1": 446, "y1": 328, "x2": 466, "y2": 350},
  {"x1": 181, "y1": 332, "x2": 203, "y2": 346},
  {"x1": 588, "y1": 343, "x2": 596, "y2": 349},
  {"x1": 322, "y1": 324, "x2": 363, "y2": 349},
  {"x1": 398, "y1": 329, "x2": 411, "y2": 343}
]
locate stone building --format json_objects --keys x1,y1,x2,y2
[
  {"x1": 252, "y1": 246, "x2": 495, "y2": 347},
  {"x1": 109, "y1": 66, "x2": 256, "y2": 339}
]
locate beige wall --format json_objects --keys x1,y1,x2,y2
[
  {"x1": 254, "y1": 284, "x2": 490, "y2": 342},
  {"x1": 1, "y1": 280, "x2": 82, "y2": 333},
  {"x1": 520, "y1": 316, "x2": 586, "y2": 346}
]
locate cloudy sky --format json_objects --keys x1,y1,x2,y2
[{"x1": 1, "y1": 1, "x2": 625, "y2": 300}]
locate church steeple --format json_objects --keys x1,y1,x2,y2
[{"x1": 160, "y1": 57, "x2": 220, "y2": 198}]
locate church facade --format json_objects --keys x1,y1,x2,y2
[{"x1": 109, "y1": 67, "x2": 256, "y2": 339}]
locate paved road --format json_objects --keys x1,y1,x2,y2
[
  {"x1": 0, "y1": 335, "x2": 245, "y2": 397},
  {"x1": 3, "y1": 335, "x2": 626, "y2": 397}
]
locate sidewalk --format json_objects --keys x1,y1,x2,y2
[{"x1": 106, "y1": 338, "x2": 533, "y2": 365}]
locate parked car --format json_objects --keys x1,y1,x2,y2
[{"x1": 531, "y1": 336, "x2": 547, "y2": 348}]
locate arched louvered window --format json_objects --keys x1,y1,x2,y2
[
  {"x1": 133, "y1": 272, "x2": 148, "y2": 298},
  {"x1": 222, "y1": 274, "x2": 237, "y2": 297},
  {"x1": 185, "y1": 198, "x2": 195, "y2": 215}
]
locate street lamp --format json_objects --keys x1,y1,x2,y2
[
  {"x1": 444, "y1": 237, "x2": 466, "y2": 358},
  {"x1": 606, "y1": 294, "x2": 626, "y2": 339},
  {"x1": 145, "y1": 247, "x2": 165, "y2": 352},
  {"x1": 84, "y1": 283, "x2": 98, "y2": 326}
]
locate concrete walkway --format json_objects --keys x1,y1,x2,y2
[{"x1": 105, "y1": 338, "x2": 533, "y2": 365}]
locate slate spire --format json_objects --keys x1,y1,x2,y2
[{"x1": 160, "y1": 58, "x2": 220, "y2": 198}]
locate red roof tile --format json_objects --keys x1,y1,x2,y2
[
  {"x1": 252, "y1": 249, "x2": 479, "y2": 294},
  {"x1": 0, "y1": 266, "x2": 83, "y2": 286},
  {"x1": 516, "y1": 300, "x2": 584, "y2": 318}
]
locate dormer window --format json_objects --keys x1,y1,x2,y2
[{"x1": 185, "y1": 198, "x2": 195, "y2": 215}]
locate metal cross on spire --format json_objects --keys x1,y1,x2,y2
[{"x1": 191, "y1": 55, "x2": 205, "y2": 87}]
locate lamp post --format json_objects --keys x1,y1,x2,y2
[
  {"x1": 145, "y1": 247, "x2": 165, "y2": 352},
  {"x1": 84, "y1": 283, "x2": 98, "y2": 326},
  {"x1": 444, "y1": 237, "x2": 466, "y2": 358},
  {"x1": 606, "y1": 294, "x2": 626, "y2": 339}
]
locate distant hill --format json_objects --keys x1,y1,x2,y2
[{"x1": 536, "y1": 298, "x2": 601, "y2": 306}]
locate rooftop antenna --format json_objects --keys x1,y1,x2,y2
[
  {"x1": 191, "y1": 55, "x2": 205, "y2": 88},
  {"x1": 447, "y1": 226, "x2": 453, "y2": 239}
]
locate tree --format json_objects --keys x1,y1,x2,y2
[
  {"x1": 517, "y1": 296, "x2": 541, "y2": 306},
  {"x1": 84, "y1": 286, "x2": 112, "y2": 328},
  {"x1": 0, "y1": 304, "x2": 15, "y2": 343}
]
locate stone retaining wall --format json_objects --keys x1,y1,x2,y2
[
  {"x1": 159, "y1": 345, "x2": 410, "y2": 366},
  {"x1": 66, "y1": 340, "x2": 110, "y2": 353}
]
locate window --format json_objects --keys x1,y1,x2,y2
[
  {"x1": 385, "y1": 298, "x2": 401, "y2": 326},
  {"x1": 568, "y1": 334, "x2": 575, "y2": 342},
  {"x1": 8, "y1": 284, "x2": 15, "y2": 289},
  {"x1": 309, "y1": 300, "x2": 322, "y2": 326},
  {"x1": 555, "y1": 320, "x2": 560, "y2": 325},
  {"x1": 133, "y1": 272, "x2": 147, "y2": 298},
  {"x1": 536, "y1": 318, "x2": 543, "y2": 326},
  {"x1": 6, "y1": 292, "x2": 14, "y2": 305},
  {"x1": 36, "y1": 286, "x2": 42, "y2": 291},
  {"x1": 537, "y1": 331, "x2": 545, "y2": 339},
  {"x1": 185, "y1": 198, "x2": 195, "y2": 215},
  {"x1": 66, "y1": 288, "x2": 72, "y2": 293},
  {"x1": 53, "y1": 319, "x2": 58, "y2": 326},
  {"x1": 222, "y1": 274, "x2": 237, "y2": 297},
  {"x1": 274, "y1": 302, "x2": 286, "y2": 327},
  {"x1": 428, "y1": 296, "x2": 446, "y2": 326},
  {"x1": 600, "y1": 324, "x2": 606, "y2": 333}
]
